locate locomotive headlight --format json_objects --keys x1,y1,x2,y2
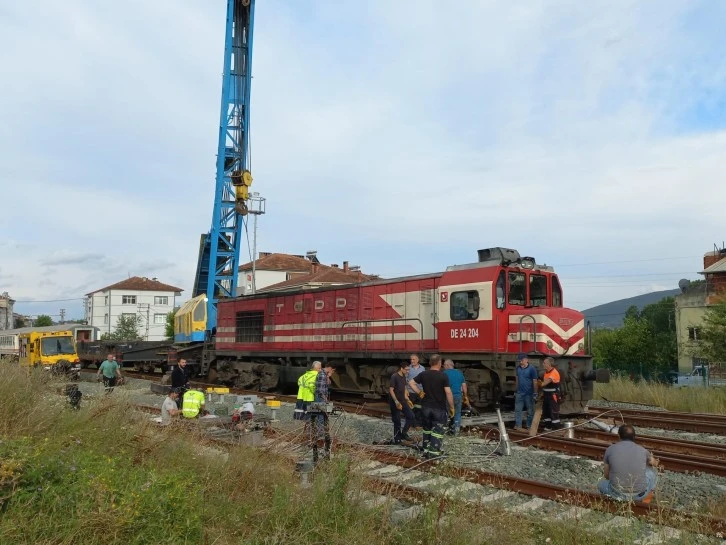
[
  {"x1": 546, "y1": 340, "x2": 553, "y2": 349},
  {"x1": 578, "y1": 343, "x2": 584, "y2": 351}
]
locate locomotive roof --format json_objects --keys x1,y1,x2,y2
[
  {"x1": 232, "y1": 272, "x2": 444, "y2": 301},
  {"x1": 446, "y1": 259, "x2": 555, "y2": 273}
]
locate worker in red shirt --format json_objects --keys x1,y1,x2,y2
[{"x1": 541, "y1": 357, "x2": 562, "y2": 430}]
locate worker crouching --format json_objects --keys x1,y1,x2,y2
[{"x1": 182, "y1": 388, "x2": 207, "y2": 419}]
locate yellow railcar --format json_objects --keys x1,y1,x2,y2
[
  {"x1": 18, "y1": 329, "x2": 81, "y2": 372},
  {"x1": 174, "y1": 294, "x2": 207, "y2": 343}
]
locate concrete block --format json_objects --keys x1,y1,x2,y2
[
  {"x1": 366, "y1": 465, "x2": 404, "y2": 477},
  {"x1": 150, "y1": 383, "x2": 170, "y2": 395},
  {"x1": 479, "y1": 490, "x2": 515, "y2": 503},
  {"x1": 594, "y1": 515, "x2": 633, "y2": 533},
  {"x1": 510, "y1": 497, "x2": 548, "y2": 512},
  {"x1": 411, "y1": 476, "x2": 453, "y2": 490},
  {"x1": 634, "y1": 528, "x2": 681, "y2": 545},
  {"x1": 390, "y1": 505, "x2": 424, "y2": 525}
]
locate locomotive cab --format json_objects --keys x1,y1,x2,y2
[{"x1": 438, "y1": 248, "x2": 597, "y2": 411}]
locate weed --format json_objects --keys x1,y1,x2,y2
[
  {"x1": 595, "y1": 376, "x2": 726, "y2": 414},
  {"x1": 0, "y1": 360, "x2": 720, "y2": 545}
]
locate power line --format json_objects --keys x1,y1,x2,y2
[
  {"x1": 14, "y1": 297, "x2": 85, "y2": 303},
  {"x1": 555, "y1": 256, "x2": 701, "y2": 267}
]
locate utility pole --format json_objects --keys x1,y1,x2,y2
[
  {"x1": 247, "y1": 192, "x2": 267, "y2": 294},
  {"x1": 59, "y1": 308, "x2": 66, "y2": 323}
]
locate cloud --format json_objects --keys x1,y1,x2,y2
[
  {"x1": 1, "y1": 0, "x2": 724, "y2": 316},
  {"x1": 40, "y1": 252, "x2": 109, "y2": 267}
]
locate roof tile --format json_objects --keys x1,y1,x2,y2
[{"x1": 87, "y1": 276, "x2": 183, "y2": 295}]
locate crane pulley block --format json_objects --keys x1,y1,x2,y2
[{"x1": 231, "y1": 169, "x2": 253, "y2": 187}]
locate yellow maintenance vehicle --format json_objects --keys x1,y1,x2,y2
[{"x1": 18, "y1": 328, "x2": 81, "y2": 375}]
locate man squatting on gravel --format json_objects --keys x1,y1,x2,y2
[{"x1": 598, "y1": 424, "x2": 659, "y2": 503}]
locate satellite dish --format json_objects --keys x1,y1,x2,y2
[{"x1": 678, "y1": 279, "x2": 691, "y2": 293}]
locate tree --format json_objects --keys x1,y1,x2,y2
[
  {"x1": 165, "y1": 308, "x2": 179, "y2": 340},
  {"x1": 34, "y1": 315, "x2": 53, "y2": 327},
  {"x1": 591, "y1": 297, "x2": 677, "y2": 380},
  {"x1": 101, "y1": 315, "x2": 142, "y2": 341},
  {"x1": 14, "y1": 316, "x2": 26, "y2": 328},
  {"x1": 699, "y1": 300, "x2": 726, "y2": 363}
]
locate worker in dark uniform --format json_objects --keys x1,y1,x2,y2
[
  {"x1": 171, "y1": 358, "x2": 190, "y2": 409},
  {"x1": 389, "y1": 361, "x2": 415, "y2": 443},
  {"x1": 541, "y1": 357, "x2": 562, "y2": 429},
  {"x1": 408, "y1": 354, "x2": 454, "y2": 459}
]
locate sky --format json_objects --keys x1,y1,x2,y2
[{"x1": 1, "y1": 0, "x2": 725, "y2": 321}]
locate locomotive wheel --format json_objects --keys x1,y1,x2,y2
[{"x1": 207, "y1": 368, "x2": 218, "y2": 384}]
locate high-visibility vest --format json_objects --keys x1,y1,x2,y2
[
  {"x1": 297, "y1": 370, "x2": 318, "y2": 402},
  {"x1": 543, "y1": 368, "x2": 561, "y2": 392},
  {"x1": 182, "y1": 390, "x2": 205, "y2": 418}
]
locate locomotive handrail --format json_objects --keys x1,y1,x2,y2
[
  {"x1": 341, "y1": 318, "x2": 425, "y2": 354},
  {"x1": 518, "y1": 314, "x2": 538, "y2": 355}
]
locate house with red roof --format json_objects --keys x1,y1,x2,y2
[{"x1": 85, "y1": 277, "x2": 183, "y2": 340}]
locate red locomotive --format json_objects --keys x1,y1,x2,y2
[{"x1": 207, "y1": 248, "x2": 607, "y2": 411}]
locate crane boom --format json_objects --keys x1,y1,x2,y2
[{"x1": 192, "y1": 0, "x2": 255, "y2": 335}]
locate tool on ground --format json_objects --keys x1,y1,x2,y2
[
  {"x1": 495, "y1": 405, "x2": 512, "y2": 456},
  {"x1": 528, "y1": 396, "x2": 543, "y2": 437}
]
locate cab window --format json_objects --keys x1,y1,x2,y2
[
  {"x1": 529, "y1": 275, "x2": 547, "y2": 307},
  {"x1": 552, "y1": 276, "x2": 563, "y2": 307},
  {"x1": 450, "y1": 291, "x2": 480, "y2": 321},
  {"x1": 193, "y1": 300, "x2": 206, "y2": 322},
  {"x1": 495, "y1": 271, "x2": 506, "y2": 310},
  {"x1": 508, "y1": 272, "x2": 526, "y2": 306}
]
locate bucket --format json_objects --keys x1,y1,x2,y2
[{"x1": 563, "y1": 421, "x2": 575, "y2": 439}]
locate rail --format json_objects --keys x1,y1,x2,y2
[{"x1": 587, "y1": 407, "x2": 726, "y2": 435}]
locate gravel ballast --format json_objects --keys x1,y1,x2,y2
[{"x1": 70, "y1": 377, "x2": 726, "y2": 514}]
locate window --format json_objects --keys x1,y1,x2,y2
[
  {"x1": 688, "y1": 327, "x2": 701, "y2": 341},
  {"x1": 41, "y1": 336, "x2": 75, "y2": 356},
  {"x1": 529, "y1": 275, "x2": 547, "y2": 307},
  {"x1": 104, "y1": 296, "x2": 108, "y2": 306},
  {"x1": 495, "y1": 271, "x2": 506, "y2": 310},
  {"x1": 122, "y1": 295, "x2": 136, "y2": 305},
  {"x1": 450, "y1": 291, "x2": 480, "y2": 321},
  {"x1": 104, "y1": 314, "x2": 109, "y2": 324},
  {"x1": 552, "y1": 276, "x2": 562, "y2": 308},
  {"x1": 154, "y1": 313, "x2": 166, "y2": 324},
  {"x1": 154, "y1": 296, "x2": 169, "y2": 305},
  {"x1": 235, "y1": 311, "x2": 264, "y2": 342},
  {"x1": 193, "y1": 299, "x2": 206, "y2": 322},
  {"x1": 508, "y1": 272, "x2": 526, "y2": 306}
]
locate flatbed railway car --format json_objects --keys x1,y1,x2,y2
[{"x1": 176, "y1": 248, "x2": 608, "y2": 412}]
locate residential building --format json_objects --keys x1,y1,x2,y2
[
  {"x1": 237, "y1": 252, "x2": 319, "y2": 295},
  {"x1": 259, "y1": 262, "x2": 374, "y2": 293},
  {"x1": 85, "y1": 277, "x2": 182, "y2": 341},
  {"x1": 0, "y1": 292, "x2": 14, "y2": 331},
  {"x1": 675, "y1": 246, "x2": 726, "y2": 373}
]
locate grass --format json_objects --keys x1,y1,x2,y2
[
  {"x1": 595, "y1": 376, "x2": 726, "y2": 414},
  {"x1": 0, "y1": 362, "x2": 720, "y2": 545}
]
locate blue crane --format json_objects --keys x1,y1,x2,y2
[{"x1": 189, "y1": 0, "x2": 256, "y2": 340}]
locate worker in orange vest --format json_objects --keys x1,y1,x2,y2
[{"x1": 541, "y1": 357, "x2": 562, "y2": 429}]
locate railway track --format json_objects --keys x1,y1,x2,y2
[
  {"x1": 131, "y1": 402, "x2": 726, "y2": 539},
  {"x1": 478, "y1": 426, "x2": 726, "y2": 477},
  {"x1": 587, "y1": 406, "x2": 726, "y2": 435},
  {"x1": 573, "y1": 427, "x2": 726, "y2": 460}
]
